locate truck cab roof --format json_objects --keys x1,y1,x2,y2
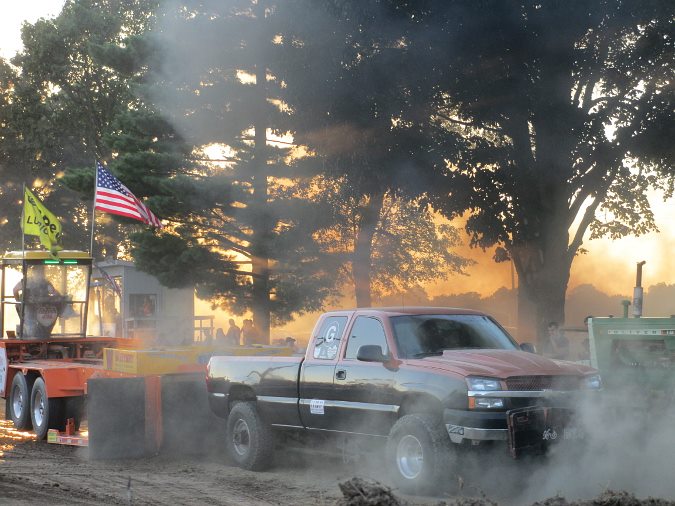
[{"x1": 323, "y1": 307, "x2": 487, "y2": 317}]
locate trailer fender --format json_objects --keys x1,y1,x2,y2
[{"x1": 9, "y1": 364, "x2": 93, "y2": 398}]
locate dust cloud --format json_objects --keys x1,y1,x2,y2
[
  {"x1": 138, "y1": 4, "x2": 675, "y2": 503},
  {"x1": 449, "y1": 394, "x2": 675, "y2": 505},
  {"x1": 331, "y1": 390, "x2": 675, "y2": 504},
  {"x1": 565, "y1": 400, "x2": 675, "y2": 500}
]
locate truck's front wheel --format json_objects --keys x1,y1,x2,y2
[
  {"x1": 386, "y1": 413, "x2": 453, "y2": 494},
  {"x1": 226, "y1": 402, "x2": 274, "y2": 471}
]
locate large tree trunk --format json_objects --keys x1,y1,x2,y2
[
  {"x1": 506, "y1": 99, "x2": 577, "y2": 349},
  {"x1": 510, "y1": 228, "x2": 572, "y2": 349},
  {"x1": 352, "y1": 191, "x2": 384, "y2": 308},
  {"x1": 250, "y1": 2, "x2": 271, "y2": 343}
]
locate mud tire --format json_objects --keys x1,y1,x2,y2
[
  {"x1": 386, "y1": 413, "x2": 453, "y2": 495},
  {"x1": 226, "y1": 401, "x2": 274, "y2": 471},
  {"x1": 30, "y1": 377, "x2": 65, "y2": 439},
  {"x1": 9, "y1": 373, "x2": 34, "y2": 430}
]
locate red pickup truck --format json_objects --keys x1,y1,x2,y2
[{"x1": 206, "y1": 308, "x2": 600, "y2": 493}]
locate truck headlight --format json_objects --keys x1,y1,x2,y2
[
  {"x1": 466, "y1": 377, "x2": 502, "y2": 391},
  {"x1": 584, "y1": 374, "x2": 602, "y2": 390},
  {"x1": 473, "y1": 397, "x2": 505, "y2": 409},
  {"x1": 467, "y1": 377, "x2": 504, "y2": 409}
]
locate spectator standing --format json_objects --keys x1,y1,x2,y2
[
  {"x1": 579, "y1": 315, "x2": 593, "y2": 360},
  {"x1": 225, "y1": 319, "x2": 241, "y2": 346},
  {"x1": 242, "y1": 319, "x2": 254, "y2": 345},
  {"x1": 242, "y1": 319, "x2": 265, "y2": 345},
  {"x1": 543, "y1": 321, "x2": 570, "y2": 360},
  {"x1": 215, "y1": 328, "x2": 226, "y2": 343}
]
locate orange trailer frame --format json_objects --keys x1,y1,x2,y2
[{"x1": 1, "y1": 337, "x2": 122, "y2": 398}]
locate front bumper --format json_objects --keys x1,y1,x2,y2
[
  {"x1": 443, "y1": 389, "x2": 581, "y2": 444},
  {"x1": 444, "y1": 408, "x2": 508, "y2": 443}
]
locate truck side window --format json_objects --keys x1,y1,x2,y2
[
  {"x1": 344, "y1": 316, "x2": 387, "y2": 360},
  {"x1": 313, "y1": 316, "x2": 347, "y2": 360}
]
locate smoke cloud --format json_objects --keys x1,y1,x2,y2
[
  {"x1": 139, "y1": 6, "x2": 675, "y2": 502},
  {"x1": 447, "y1": 390, "x2": 675, "y2": 504}
]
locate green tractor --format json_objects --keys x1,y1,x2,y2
[{"x1": 588, "y1": 263, "x2": 675, "y2": 408}]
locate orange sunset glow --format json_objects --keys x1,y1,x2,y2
[
  {"x1": 196, "y1": 189, "x2": 675, "y2": 343},
  {"x1": 6, "y1": 3, "x2": 674, "y2": 342}
]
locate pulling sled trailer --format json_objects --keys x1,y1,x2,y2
[
  {"x1": 0, "y1": 249, "x2": 217, "y2": 453},
  {"x1": 0, "y1": 250, "x2": 120, "y2": 439},
  {"x1": 1, "y1": 249, "x2": 295, "y2": 457}
]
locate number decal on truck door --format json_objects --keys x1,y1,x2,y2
[{"x1": 310, "y1": 399, "x2": 325, "y2": 415}]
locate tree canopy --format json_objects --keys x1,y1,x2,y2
[
  {"x1": 1, "y1": 0, "x2": 159, "y2": 255},
  {"x1": 275, "y1": 0, "x2": 468, "y2": 306},
  {"x1": 126, "y1": 0, "x2": 340, "y2": 332},
  {"x1": 415, "y1": 0, "x2": 674, "y2": 339},
  {"x1": 2, "y1": 0, "x2": 672, "y2": 340}
]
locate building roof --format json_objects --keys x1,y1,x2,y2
[{"x1": 2, "y1": 250, "x2": 92, "y2": 262}]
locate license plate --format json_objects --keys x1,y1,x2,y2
[{"x1": 507, "y1": 407, "x2": 582, "y2": 458}]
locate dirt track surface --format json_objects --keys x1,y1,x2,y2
[
  {"x1": 2, "y1": 402, "x2": 675, "y2": 506},
  {"x1": 0, "y1": 403, "x2": 438, "y2": 506},
  {"x1": 0, "y1": 423, "x2": 341, "y2": 505}
]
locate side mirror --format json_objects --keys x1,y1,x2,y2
[
  {"x1": 356, "y1": 345, "x2": 388, "y2": 363},
  {"x1": 520, "y1": 342, "x2": 536, "y2": 353}
]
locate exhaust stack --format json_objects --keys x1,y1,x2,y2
[{"x1": 632, "y1": 261, "x2": 646, "y2": 318}]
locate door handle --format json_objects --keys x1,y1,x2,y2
[{"x1": 335, "y1": 369, "x2": 347, "y2": 380}]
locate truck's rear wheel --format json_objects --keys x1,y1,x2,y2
[
  {"x1": 30, "y1": 377, "x2": 65, "y2": 439},
  {"x1": 9, "y1": 373, "x2": 34, "y2": 430},
  {"x1": 386, "y1": 413, "x2": 453, "y2": 494},
  {"x1": 226, "y1": 401, "x2": 274, "y2": 471}
]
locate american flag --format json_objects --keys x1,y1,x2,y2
[{"x1": 94, "y1": 161, "x2": 162, "y2": 228}]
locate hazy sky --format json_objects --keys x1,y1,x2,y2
[
  {"x1": 0, "y1": 1, "x2": 66, "y2": 59},
  {"x1": 2, "y1": 1, "x2": 674, "y2": 325},
  {"x1": 436, "y1": 193, "x2": 675, "y2": 298}
]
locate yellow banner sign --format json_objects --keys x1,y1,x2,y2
[{"x1": 23, "y1": 187, "x2": 63, "y2": 255}]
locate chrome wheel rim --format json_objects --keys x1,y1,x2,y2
[
  {"x1": 396, "y1": 434, "x2": 424, "y2": 480},
  {"x1": 33, "y1": 389, "x2": 45, "y2": 427},
  {"x1": 232, "y1": 419, "x2": 251, "y2": 457},
  {"x1": 11, "y1": 385, "x2": 24, "y2": 419}
]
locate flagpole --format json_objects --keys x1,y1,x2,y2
[
  {"x1": 21, "y1": 183, "x2": 25, "y2": 260},
  {"x1": 90, "y1": 161, "x2": 97, "y2": 257}
]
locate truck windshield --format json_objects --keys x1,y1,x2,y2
[{"x1": 390, "y1": 314, "x2": 519, "y2": 358}]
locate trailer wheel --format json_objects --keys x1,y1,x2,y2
[
  {"x1": 226, "y1": 402, "x2": 274, "y2": 471},
  {"x1": 386, "y1": 413, "x2": 453, "y2": 495},
  {"x1": 9, "y1": 373, "x2": 34, "y2": 430},
  {"x1": 30, "y1": 377, "x2": 65, "y2": 440}
]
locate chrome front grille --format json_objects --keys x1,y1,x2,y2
[{"x1": 505, "y1": 375, "x2": 581, "y2": 391}]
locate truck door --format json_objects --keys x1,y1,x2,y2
[
  {"x1": 330, "y1": 315, "x2": 397, "y2": 435},
  {"x1": 298, "y1": 314, "x2": 349, "y2": 430}
]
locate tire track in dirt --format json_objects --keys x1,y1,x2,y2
[{"x1": 1, "y1": 404, "x2": 348, "y2": 505}]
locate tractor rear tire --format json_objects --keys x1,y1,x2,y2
[
  {"x1": 9, "y1": 373, "x2": 34, "y2": 430},
  {"x1": 30, "y1": 377, "x2": 65, "y2": 440},
  {"x1": 226, "y1": 402, "x2": 274, "y2": 471}
]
